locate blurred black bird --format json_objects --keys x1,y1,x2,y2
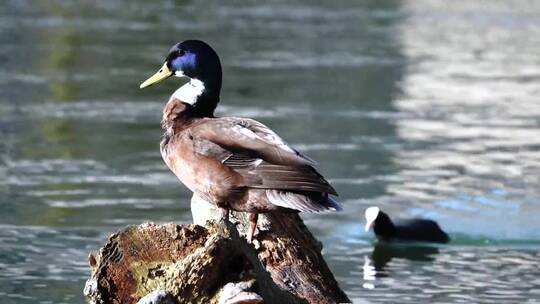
[{"x1": 365, "y1": 207, "x2": 450, "y2": 243}]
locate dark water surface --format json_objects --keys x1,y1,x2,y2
[{"x1": 2, "y1": 1, "x2": 540, "y2": 303}]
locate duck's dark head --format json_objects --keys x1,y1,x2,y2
[
  {"x1": 365, "y1": 207, "x2": 396, "y2": 239},
  {"x1": 140, "y1": 40, "x2": 222, "y2": 116}
]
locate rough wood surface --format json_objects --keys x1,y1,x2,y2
[{"x1": 84, "y1": 195, "x2": 350, "y2": 304}]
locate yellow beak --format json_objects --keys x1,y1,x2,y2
[{"x1": 139, "y1": 62, "x2": 173, "y2": 89}]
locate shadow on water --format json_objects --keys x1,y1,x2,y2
[{"x1": 368, "y1": 242, "x2": 440, "y2": 276}]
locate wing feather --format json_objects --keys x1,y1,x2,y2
[
  {"x1": 235, "y1": 161, "x2": 337, "y2": 195},
  {"x1": 266, "y1": 190, "x2": 341, "y2": 212},
  {"x1": 192, "y1": 118, "x2": 315, "y2": 167},
  {"x1": 190, "y1": 117, "x2": 337, "y2": 198}
]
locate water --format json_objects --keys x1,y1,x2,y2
[{"x1": 1, "y1": 0, "x2": 540, "y2": 303}]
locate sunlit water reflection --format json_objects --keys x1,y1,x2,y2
[{"x1": 1, "y1": 0, "x2": 540, "y2": 303}]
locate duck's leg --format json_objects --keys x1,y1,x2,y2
[
  {"x1": 247, "y1": 213, "x2": 258, "y2": 244},
  {"x1": 219, "y1": 207, "x2": 229, "y2": 222}
]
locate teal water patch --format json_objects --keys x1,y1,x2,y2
[
  {"x1": 446, "y1": 233, "x2": 540, "y2": 248},
  {"x1": 338, "y1": 222, "x2": 540, "y2": 248}
]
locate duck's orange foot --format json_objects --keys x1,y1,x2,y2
[{"x1": 247, "y1": 213, "x2": 258, "y2": 244}]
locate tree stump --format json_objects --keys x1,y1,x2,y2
[{"x1": 84, "y1": 195, "x2": 351, "y2": 304}]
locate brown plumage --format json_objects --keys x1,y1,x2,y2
[
  {"x1": 160, "y1": 97, "x2": 339, "y2": 212},
  {"x1": 141, "y1": 40, "x2": 340, "y2": 242}
]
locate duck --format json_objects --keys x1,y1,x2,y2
[
  {"x1": 364, "y1": 207, "x2": 450, "y2": 243},
  {"x1": 139, "y1": 40, "x2": 341, "y2": 242}
]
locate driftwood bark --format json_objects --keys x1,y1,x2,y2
[{"x1": 84, "y1": 195, "x2": 350, "y2": 304}]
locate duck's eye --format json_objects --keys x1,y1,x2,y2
[{"x1": 177, "y1": 49, "x2": 185, "y2": 57}]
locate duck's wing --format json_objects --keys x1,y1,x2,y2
[
  {"x1": 231, "y1": 158, "x2": 337, "y2": 195},
  {"x1": 191, "y1": 117, "x2": 337, "y2": 195},
  {"x1": 192, "y1": 117, "x2": 316, "y2": 167}
]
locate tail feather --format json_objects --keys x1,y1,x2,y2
[
  {"x1": 266, "y1": 190, "x2": 342, "y2": 213},
  {"x1": 324, "y1": 196, "x2": 343, "y2": 211}
]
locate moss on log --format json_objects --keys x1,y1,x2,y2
[{"x1": 84, "y1": 195, "x2": 351, "y2": 304}]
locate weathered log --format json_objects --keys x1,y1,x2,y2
[{"x1": 84, "y1": 195, "x2": 351, "y2": 304}]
